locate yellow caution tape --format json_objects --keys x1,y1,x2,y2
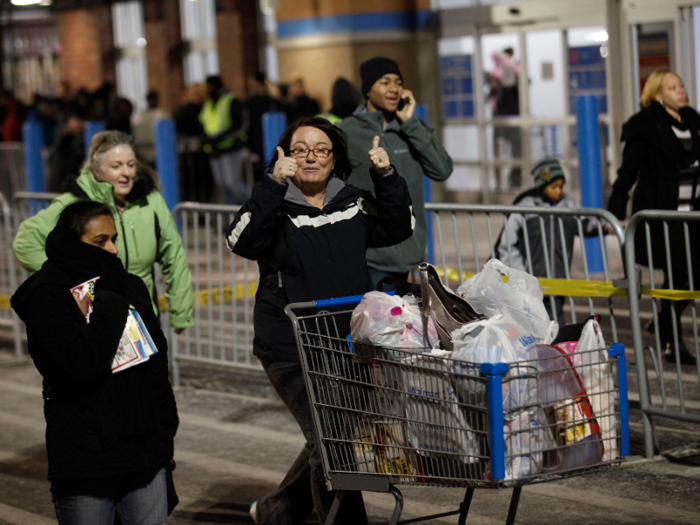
[
  {"x1": 641, "y1": 287, "x2": 700, "y2": 300},
  {"x1": 4, "y1": 272, "x2": 700, "y2": 313},
  {"x1": 431, "y1": 266, "x2": 627, "y2": 298},
  {"x1": 0, "y1": 283, "x2": 259, "y2": 313},
  {"x1": 158, "y1": 282, "x2": 259, "y2": 311}
]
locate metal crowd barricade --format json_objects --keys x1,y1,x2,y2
[
  {"x1": 425, "y1": 203, "x2": 626, "y2": 342},
  {"x1": 285, "y1": 296, "x2": 629, "y2": 525},
  {"x1": 0, "y1": 192, "x2": 22, "y2": 358},
  {"x1": 169, "y1": 202, "x2": 259, "y2": 384},
  {"x1": 0, "y1": 143, "x2": 26, "y2": 197},
  {"x1": 624, "y1": 210, "x2": 700, "y2": 458}
]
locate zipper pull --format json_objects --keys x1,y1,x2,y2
[
  {"x1": 130, "y1": 221, "x2": 139, "y2": 256},
  {"x1": 278, "y1": 271, "x2": 283, "y2": 288}
]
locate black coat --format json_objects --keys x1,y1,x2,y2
[
  {"x1": 226, "y1": 170, "x2": 414, "y2": 362},
  {"x1": 11, "y1": 227, "x2": 178, "y2": 487},
  {"x1": 608, "y1": 102, "x2": 700, "y2": 269}
]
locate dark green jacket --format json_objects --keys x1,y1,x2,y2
[{"x1": 339, "y1": 108, "x2": 452, "y2": 272}]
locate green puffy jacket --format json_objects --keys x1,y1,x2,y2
[
  {"x1": 339, "y1": 109, "x2": 453, "y2": 272},
  {"x1": 13, "y1": 170, "x2": 194, "y2": 329}
]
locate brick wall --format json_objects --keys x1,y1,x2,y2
[
  {"x1": 143, "y1": 0, "x2": 185, "y2": 112},
  {"x1": 57, "y1": 7, "x2": 115, "y2": 91},
  {"x1": 215, "y1": 0, "x2": 260, "y2": 98}
]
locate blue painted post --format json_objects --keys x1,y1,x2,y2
[
  {"x1": 22, "y1": 121, "x2": 46, "y2": 194},
  {"x1": 576, "y1": 96, "x2": 604, "y2": 273},
  {"x1": 609, "y1": 343, "x2": 630, "y2": 457},
  {"x1": 84, "y1": 120, "x2": 106, "y2": 158},
  {"x1": 415, "y1": 103, "x2": 434, "y2": 264},
  {"x1": 480, "y1": 362, "x2": 509, "y2": 481},
  {"x1": 155, "y1": 119, "x2": 180, "y2": 210},
  {"x1": 262, "y1": 112, "x2": 287, "y2": 167}
]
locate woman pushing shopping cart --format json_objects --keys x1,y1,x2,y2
[{"x1": 225, "y1": 116, "x2": 415, "y2": 525}]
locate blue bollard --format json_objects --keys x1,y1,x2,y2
[
  {"x1": 22, "y1": 121, "x2": 46, "y2": 195},
  {"x1": 480, "y1": 362, "x2": 509, "y2": 481},
  {"x1": 576, "y1": 96, "x2": 604, "y2": 273},
  {"x1": 84, "y1": 120, "x2": 106, "y2": 158},
  {"x1": 262, "y1": 112, "x2": 288, "y2": 167},
  {"x1": 415, "y1": 104, "x2": 434, "y2": 265},
  {"x1": 155, "y1": 119, "x2": 180, "y2": 211}
]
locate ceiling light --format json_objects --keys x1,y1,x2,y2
[
  {"x1": 585, "y1": 30, "x2": 609, "y2": 43},
  {"x1": 11, "y1": 0, "x2": 43, "y2": 5}
]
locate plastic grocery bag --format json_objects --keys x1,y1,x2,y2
[
  {"x1": 503, "y1": 408, "x2": 555, "y2": 482},
  {"x1": 351, "y1": 292, "x2": 440, "y2": 350},
  {"x1": 451, "y1": 315, "x2": 538, "y2": 411},
  {"x1": 457, "y1": 259, "x2": 558, "y2": 343},
  {"x1": 571, "y1": 320, "x2": 618, "y2": 461},
  {"x1": 402, "y1": 355, "x2": 480, "y2": 466},
  {"x1": 537, "y1": 344, "x2": 603, "y2": 471}
]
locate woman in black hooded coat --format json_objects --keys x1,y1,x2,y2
[
  {"x1": 608, "y1": 69, "x2": 700, "y2": 364},
  {"x1": 11, "y1": 201, "x2": 178, "y2": 525}
]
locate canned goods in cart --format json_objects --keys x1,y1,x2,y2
[{"x1": 284, "y1": 295, "x2": 630, "y2": 525}]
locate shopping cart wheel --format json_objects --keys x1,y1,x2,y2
[
  {"x1": 506, "y1": 486, "x2": 522, "y2": 525},
  {"x1": 388, "y1": 486, "x2": 404, "y2": 525},
  {"x1": 457, "y1": 487, "x2": 475, "y2": 525}
]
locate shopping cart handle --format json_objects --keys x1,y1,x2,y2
[{"x1": 314, "y1": 290, "x2": 396, "y2": 308}]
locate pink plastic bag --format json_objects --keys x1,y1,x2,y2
[{"x1": 351, "y1": 292, "x2": 440, "y2": 350}]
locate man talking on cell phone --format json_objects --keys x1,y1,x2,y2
[{"x1": 340, "y1": 57, "x2": 453, "y2": 289}]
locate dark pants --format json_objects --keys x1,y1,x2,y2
[
  {"x1": 257, "y1": 359, "x2": 368, "y2": 525},
  {"x1": 659, "y1": 269, "x2": 691, "y2": 345},
  {"x1": 545, "y1": 296, "x2": 566, "y2": 328}
]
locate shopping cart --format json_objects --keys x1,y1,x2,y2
[{"x1": 284, "y1": 295, "x2": 630, "y2": 525}]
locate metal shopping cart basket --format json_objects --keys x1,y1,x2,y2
[{"x1": 284, "y1": 295, "x2": 630, "y2": 525}]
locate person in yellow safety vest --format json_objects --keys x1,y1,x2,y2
[{"x1": 199, "y1": 75, "x2": 250, "y2": 204}]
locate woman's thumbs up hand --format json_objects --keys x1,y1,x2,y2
[
  {"x1": 369, "y1": 136, "x2": 391, "y2": 176},
  {"x1": 272, "y1": 146, "x2": 299, "y2": 183}
]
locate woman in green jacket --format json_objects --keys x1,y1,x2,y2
[{"x1": 13, "y1": 130, "x2": 194, "y2": 332}]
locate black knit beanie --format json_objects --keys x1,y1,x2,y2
[{"x1": 360, "y1": 57, "x2": 403, "y2": 99}]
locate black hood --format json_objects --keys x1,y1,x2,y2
[
  {"x1": 12, "y1": 226, "x2": 127, "y2": 321},
  {"x1": 330, "y1": 78, "x2": 362, "y2": 120}
]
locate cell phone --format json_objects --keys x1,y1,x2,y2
[{"x1": 398, "y1": 97, "x2": 409, "y2": 111}]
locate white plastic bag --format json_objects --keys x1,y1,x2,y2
[
  {"x1": 571, "y1": 320, "x2": 618, "y2": 461},
  {"x1": 451, "y1": 315, "x2": 538, "y2": 410},
  {"x1": 402, "y1": 355, "x2": 480, "y2": 464},
  {"x1": 503, "y1": 408, "x2": 555, "y2": 482},
  {"x1": 351, "y1": 292, "x2": 440, "y2": 350},
  {"x1": 457, "y1": 259, "x2": 558, "y2": 343}
]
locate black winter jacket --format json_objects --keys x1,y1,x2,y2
[
  {"x1": 226, "y1": 169, "x2": 414, "y2": 362},
  {"x1": 11, "y1": 228, "x2": 178, "y2": 487},
  {"x1": 608, "y1": 102, "x2": 700, "y2": 268}
]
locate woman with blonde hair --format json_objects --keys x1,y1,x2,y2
[
  {"x1": 14, "y1": 130, "x2": 194, "y2": 333},
  {"x1": 608, "y1": 69, "x2": 699, "y2": 364}
]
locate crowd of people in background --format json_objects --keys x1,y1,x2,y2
[{"x1": 0, "y1": 73, "x2": 339, "y2": 204}]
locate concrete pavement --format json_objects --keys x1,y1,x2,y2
[{"x1": 1, "y1": 357, "x2": 700, "y2": 524}]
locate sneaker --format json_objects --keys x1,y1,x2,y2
[
  {"x1": 250, "y1": 501, "x2": 259, "y2": 524},
  {"x1": 664, "y1": 340, "x2": 697, "y2": 365}
]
